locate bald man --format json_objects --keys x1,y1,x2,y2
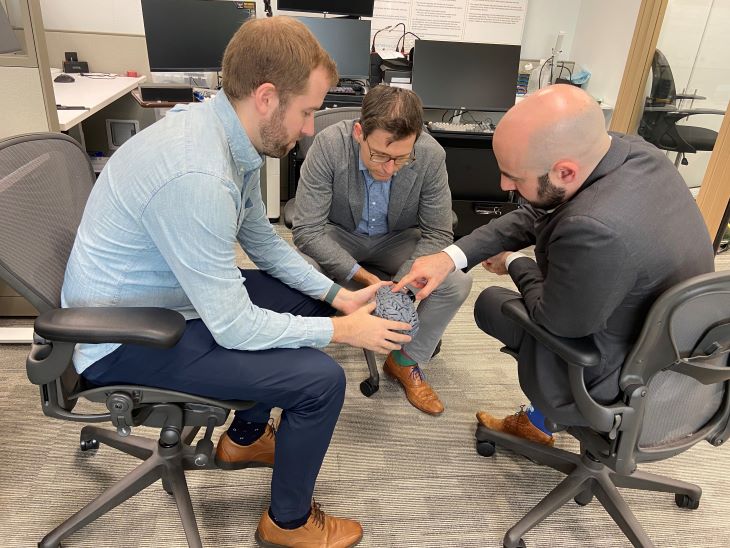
[{"x1": 394, "y1": 84, "x2": 713, "y2": 443}]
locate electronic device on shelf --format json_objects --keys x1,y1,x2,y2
[
  {"x1": 277, "y1": 0, "x2": 374, "y2": 17},
  {"x1": 427, "y1": 121, "x2": 495, "y2": 135},
  {"x1": 141, "y1": 0, "x2": 255, "y2": 72},
  {"x1": 294, "y1": 16, "x2": 370, "y2": 80},
  {"x1": 412, "y1": 40, "x2": 521, "y2": 112}
]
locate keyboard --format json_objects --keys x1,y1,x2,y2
[
  {"x1": 328, "y1": 86, "x2": 356, "y2": 95},
  {"x1": 427, "y1": 121, "x2": 495, "y2": 134}
]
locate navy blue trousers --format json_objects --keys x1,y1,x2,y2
[{"x1": 83, "y1": 270, "x2": 343, "y2": 521}]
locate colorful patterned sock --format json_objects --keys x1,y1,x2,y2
[
  {"x1": 392, "y1": 348, "x2": 417, "y2": 366},
  {"x1": 269, "y1": 507, "x2": 311, "y2": 530},
  {"x1": 227, "y1": 417, "x2": 268, "y2": 446},
  {"x1": 525, "y1": 403, "x2": 553, "y2": 435}
]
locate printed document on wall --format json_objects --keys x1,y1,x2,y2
[{"x1": 371, "y1": 0, "x2": 527, "y2": 52}]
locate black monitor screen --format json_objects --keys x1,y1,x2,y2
[
  {"x1": 278, "y1": 0, "x2": 374, "y2": 17},
  {"x1": 141, "y1": 0, "x2": 254, "y2": 72},
  {"x1": 295, "y1": 17, "x2": 371, "y2": 79},
  {"x1": 412, "y1": 40, "x2": 521, "y2": 111}
]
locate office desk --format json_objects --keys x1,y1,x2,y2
[{"x1": 54, "y1": 75, "x2": 146, "y2": 131}]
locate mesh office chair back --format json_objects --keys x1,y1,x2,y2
[
  {"x1": 0, "y1": 133, "x2": 254, "y2": 548},
  {"x1": 0, "y1": 133, "x2": 93, "y2": 312},
  {"x1": 620, "y1": 271, "x2": 730, "y2": 455}
]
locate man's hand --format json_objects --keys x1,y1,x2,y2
[
  {"x1": 331, "y1": 280, "x2": 392, "y2": 315},
  {"x1": 482, "y1": 251, "x2": 512, "y2": 275},
  {"x1": 391, "y1": 251, "x2": 455, "y2": 300},
  {"x1": 331, "y1": 302, "x2": 412, "y2": 354},
  {"x1": 351, "y1": 266, "x2": 382, "y2": 287}
]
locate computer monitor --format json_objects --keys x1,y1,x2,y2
[
  {"x1": 278, "y1": 0, "x2": 374, "y2": 18},
  {"x1": 295, "y1": 17, "x2": 371, "y2": 79},
  {"x1": 141, "y1": 0, "x2": 255, "y2": 72},
  {"x1": 412, "y1": 40, "x2": 521, "y2": 111}
]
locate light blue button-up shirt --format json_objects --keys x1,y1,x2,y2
[
  {"x1": 355, "y1": 154, "x2": 391, "y2": 236},
  {"x1": 62, "y1": 91, "x2": 335, "y2": 374},
  {"x1": 347, "y1": 155, "x2": 392, "y2": 281}
]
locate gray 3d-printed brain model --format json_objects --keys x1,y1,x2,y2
[{"x1": 374, "y1": 286, "x2": 419, "y2": 338}]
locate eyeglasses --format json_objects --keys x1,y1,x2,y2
[{"x1": 363, "y1": 138, "x2": 416, "y2": 167}]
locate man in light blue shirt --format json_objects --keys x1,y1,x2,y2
[
  {"x1": 292, "y1": 86, "x2": 472, "y2": 416},
  {"x1": 61, "y1": 17, "x2": 411, "y2": 548}
]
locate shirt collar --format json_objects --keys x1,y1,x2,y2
[
  {"x1": 580, "y1": 133, "x2": 627, "y2": 192},
  {"x1": 212, "y1": 91, "x2": 264, "y2": 174}
]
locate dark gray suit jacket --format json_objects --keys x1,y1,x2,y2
[
  {"x1": 457, "y1": 133, "x2": 714, "y2": 424},
  {"x1": 292, "y1": 120, "x2": 453, "y2": 281}
]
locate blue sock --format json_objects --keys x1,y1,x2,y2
[
  {"x1": 525, "y1": 403, "x2": 553, "y2": 436},
  {"x1": 227, "y1": 417, "x2": 268, "y2": 446}
]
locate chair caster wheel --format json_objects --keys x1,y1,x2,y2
[
  {"x1": 360, "y1": 379, "x2": 379, "y2": 397},
  {"x1": 574, "y1": 489, "x2": 594, "y2": 506},
  {"x1": 675, "y1": 493, "x2": 700, "y2": 509},
  {"x1": 80, "y1": 439, "x2": 99, "y2": 451},
  {"x1": 476, "y1": 440, "x2": 496, "y2": 457},
  {"x1": 503, "y1": 539, "x2": 526, "y2": 548}
]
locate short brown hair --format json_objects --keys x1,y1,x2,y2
[
  {"x1": 222, "y1": 16, "x2": 338, "y2": 103},
  {"x1": 360, "y1": 85, "x2": 423, "y2": 141}
]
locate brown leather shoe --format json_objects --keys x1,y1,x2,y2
[
  {"x1": 476, "y1": 407, "x2": 555, "y2": 446},
  {"x1": 255, "y1": 500, "x2": 363, "y2": 548},
  {"x1": 215, "y1": 422, "x2": 275, "y2": 470},
  {"x1": 383, "y1": 354, "x2": 444, "y2": 415}
]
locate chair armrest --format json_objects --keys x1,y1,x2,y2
[
  {"x1": 664, "y1": 108, "x2": 726, "y2": 122},
  {"x1": 676, "y1": 93, "x2": 706, "y2": 101},
  {"x1": 34, "y1": 307, "x2": 186, "y2": 348},
  {"x1": 501, "y1": 299, "x2": 602, "y2": 368}
]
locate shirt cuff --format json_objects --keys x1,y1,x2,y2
[
  {"x1": 345, "y1": 263, "x2": 361, "y2": 282},
  {"x1": 505, "y1": 252, "x2": 529, "y2": 270},
  {"x1": 442, "y1": 244, "x2": 467, "y2": 270}
]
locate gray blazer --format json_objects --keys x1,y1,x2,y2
[
  {"x1": 457, "y1": 133, "x2": 714, "y2": 424},
  {"x1": 292, "y1": 120, "x2": 453, "y2": 281}
]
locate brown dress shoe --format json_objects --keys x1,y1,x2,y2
[
  {"x1": 255, "y1": 500, "x2": 363, "y2": 548},
  {"x1": 476, "y1": 407, "x2": 555, "y2": 446},
  {"x1": 215, "y1": 422, "x2": 275, "y2": 470},
  {"x1": 383, "y1": 354, "x2": 444, "y2": 415}
]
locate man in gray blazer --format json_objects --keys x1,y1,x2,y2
[
  {"x1": 292, "y1": 85, "x2": 472, "y2": 415},
  {"x1": 394, "y1": 84, "x2": 714, "y2": 442}
]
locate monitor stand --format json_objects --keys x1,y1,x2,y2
[{"x1": 451, "y1": 108, "x2": 467, "y2": 124}]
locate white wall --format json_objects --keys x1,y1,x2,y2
[
  {"x1": 40, "y1": 0, "x2": 144, "y2": 34},
  {"x1": 570, "y1": 0, "x2": 641, "y2": 106},
  {"x1": 521, "y1": 0, "x2": 581, "y2": 60}
]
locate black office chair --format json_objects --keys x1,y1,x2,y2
[
  {"x1": 638, "y1": 49, "x2": 724, "y2": 166},
  {"x1": 474, "y1": 271, "x2": 730, "y2": 547},
  {"x1": 0, "y1": 133, "x2": 255, "y2": 548}
]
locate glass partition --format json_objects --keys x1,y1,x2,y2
[{"x1": 0, "y1": 0, "x2": 37, "y2": 67}]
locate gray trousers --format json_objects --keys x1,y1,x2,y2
[{"x1": 301, "y1": 224, "x2": 472, "y2": 364}]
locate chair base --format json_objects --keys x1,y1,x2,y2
[
  {"x1": 39, "y1": 425, "x2": 211, "y2": 548},
  {"x1": 475, "y1": 424, "x2": 702, "y2": 548}
]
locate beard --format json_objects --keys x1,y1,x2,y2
[
  {"x1": 259, "y1": 105, "x2": 292, "y2": 158},
  {"x1": 530, "y1": 172, "x2": 566, "y2": 210}
]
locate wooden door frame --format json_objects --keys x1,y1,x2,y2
[{"x1": 610, "y1": 0, "x2": 729, "y2": 245}]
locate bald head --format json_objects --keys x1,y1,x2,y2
[
  {"x1": 495, "y1": 85, "x2": 609, "y2": 173},
  {"x1": 493, "y1": 85, "x2": 611, "y2": 208}
]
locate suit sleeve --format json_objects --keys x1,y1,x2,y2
[
  {"x1": 508, "y1": 215, "x2": 636, "y2": 338},
  {"x1": 292, "y1": 134, "x2": 360, "y2": 282},
  {"x1": 456, "y1": 206, "x2": 542, "y2": 270},
  {"x1": 395, "y1": 147, "x2": 453, "y2": 280}
]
